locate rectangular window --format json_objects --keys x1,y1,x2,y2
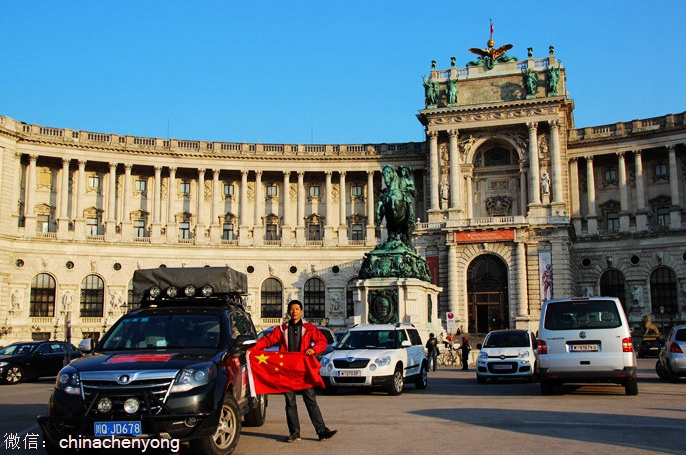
[
  {"x1": 606, "y1": 212, "x2": 619, "y2": 231},
  {"x1": 352, "y1": 223, "x2": 364, "y2": 240},
  {"x1": 309, "y1": 185, "x2": 320, "y2": 197},
  {"x1": 88, "y1": 176, "x2": 100, "y2": 189},
  {"x1": 654, "y1": 163, "x2": 668, "y2": 178},
  {"x1": 266, "y1": 184, "x2": 278, "y2": 197},
  {"x1": 265, "y1": 223, "x2": 278, "y2": 240},
  {"x1": 352, "y1": 185, "x2": 363, "y2": 198},
  {"x1": 603, "y1": 169, "x2": 617, "y2": 184},
  {"x1": 308, "y1": 224, "x2": 321, "y2": 240},
  {"x1": 180, "y1": 182, "x2": 191, "y2": 195},
  {"x1": 223, "y1": 183, "x2": 234, "y2": 197},
  {"x1": 134, "y1": 179, "x2": 147, "y2": 192},
  {"x1": 37, "y1": 215, "x2": 50, "y2": 233},
  {"x1": 179, "y1": 221, "x2": 191, "y2": 239},
  {"x1": 86, "y1": 218, "x2": 99, "y2": 235},
  {"x1": 133, "y1": 220, "x2": 146, "y2": 238},
  {"x1": 657, "y1": 207, "x2": 670, "y2": 226},
  {"x1": 222, "y1": 223, "x2": 236, "y2": 240}
]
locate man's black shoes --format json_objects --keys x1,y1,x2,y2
[
  {"x1": 286, "y1": 432, "x2": 301, "y2": 443},
  {"x1": 318, "y1": 428, "x2": 338, "y2": 441}
]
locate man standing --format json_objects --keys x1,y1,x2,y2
[
  {"x1": 425, "y1": 333, "x2": 439, "y2": 372},
  {"x1": 254, "y1": 299, "x2": 338, "y2": 443}
]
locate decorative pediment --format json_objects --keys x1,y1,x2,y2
[
  {"x1": 34, "y1": 203, "x2": 54, "y2": 216},
  {"x1": 129, "y1": 210, "x2": 149, "y2": 222},
  {"x1": 83, "y1": 206, "x2": 103, "y2": 218},
  {"x1": 484, "y1": 195, "x2": 513, "y2": 216},
  {"x1": 174, "y1": 211, "x2": 193, "y2": 223}
]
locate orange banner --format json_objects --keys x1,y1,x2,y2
[{"x1": 454, "y1": 230, "x2": 515, "y2": 243}]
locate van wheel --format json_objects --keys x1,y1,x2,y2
[
  {"x1": 624, "y1": 376, "x2": 638, "y2": 395},
  {"x1": 191, "y1": 394, "x2": 241, "y2": 455},
  {"x1": 243, "y1": 394, "x2": 267, "y2": 427},
  {"x1": 540, "y1": 379, "x2": 555, "y2": 395},
  {"x1": 387, "y1": 366, "x2": 404, "y2": 395}
]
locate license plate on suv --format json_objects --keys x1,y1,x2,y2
[
  {"x1": 569, "y1": 344, "x2": 599, "y2": 352},
  {"x1": 337, "y1": 370, "x2": 361, "y2": 377},
  {"x1": 94, "y1": 421, "x2": 142, "y2": 436}
]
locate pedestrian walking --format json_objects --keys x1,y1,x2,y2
[
  {"x1": 459, "y1": 336, "x2": 471, "y2": 370},
  {"x1": 425, "y1": 332, "x2": 440, "y2": 372}
]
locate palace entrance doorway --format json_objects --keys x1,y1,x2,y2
[{"x1": 467, "y1": 254, "x2": 509, "y2": 333}]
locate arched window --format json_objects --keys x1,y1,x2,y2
[
  {"x1": 304, "y1": 278, "x2": 325, "y2": 319},
  {"x1": 80, "y1": 274, "x2": 105, "y2": 317},
  {"x1": 30, "y1": 273, "x2": 56, "y2": 317},
  {"x1": 346, "y1": 278, "x2": 357, "y2": 318},
  {"x1": 260, "y1": 278, "x2": 283, "y2": 318},
  {"x1": 599, "y1": 269, "x2": 626, "y2": 310},
  {"x1": 650, "y1": 267, "x2": 677, "y2": 314}
]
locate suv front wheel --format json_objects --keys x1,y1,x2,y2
[
  {"x1": 387, "y1": 365, "x2": 404, "y2": 395},
  {"x1": 191, "y1": 394, "x2": 241, "y2": 455}
]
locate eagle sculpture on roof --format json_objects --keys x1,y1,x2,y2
[{"x1": 467, "y1": 20, "x2": 516, "y2": 70}]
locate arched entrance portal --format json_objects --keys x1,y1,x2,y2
[{"x1": 467, "y1": 254, "x2": 509, "y2": 333}]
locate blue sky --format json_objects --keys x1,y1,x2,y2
[{"x1": 2, "y1": 1, "x2": 685, "y2": 145}]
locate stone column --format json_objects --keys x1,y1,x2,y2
[
  {"x1": 447, "y1": 243, "x2": 460, "y2": 322},
  {"x1": 281, "y1": 171, "x2": 293, "y2": 245},
  {"x1": 120, "y1": 164, "x2": 132, "y2": 240},
  {"x1": 24, "y1": 155, "x2": 38, "y2": 234},
  {"x1": 519, "y1": 161, "x2": 528, "y2": 216},
  {"x1": 166, "y1": 167, "x2": 177, "y2": 241},
  {"x1": 549, "y1": 120, "x2": 563, "y2": 204},
  {"x1": 586, "y1": 156, "x2": 598, "y2": 234},
  {"x1": 667, "y1": 145, "x2": 683, "y2": 229},
  {"x1": 74, "y1": 160, "x2": 86, "y2": 240},
  {"x1": 206, "y1": 169, "x2": 220, "y2": 242},
  {"x1": 324, "y1": 171, "x2": 334, "y2": 246},
  {"x1": 617, "y1": 152, "x2": 630, "y2": 232},
  {"x1": 516, "y1": 240, "x2": 529, "y2": 319},
  {"x1": 569, "y1": 158, "x2": 582, "y2": 233},
  {"x1": 57, "y1": 158, "x2": 71, "y2": 239},
  {"x1": 366, "y1": 170, "x2": 376, "y2": 246},
  {"x1": 338, "y1": 171, "x2": 348, "y2": 246},
  {"x1": 296, "y1": 171, "x2": 305, "y2": 245},
  {"x1": 632, "y1": 151, "x2": 648, "y2": 231},
  {"x1": 527, "y1": 122, "x2": 541, "y2": 205},
  {"x1": 466, "y1": 172, "x2": 473, "y2": 218},
  {"x1": 195, "y1": 168, "x2": 206, "y2": 244},
  {"x1": 151, "y1": 166, "x2": 163, "y2": 242},
  {"x1": 253, "y1": 170, "x2": 263, "y2": 246},
  {"x1": 428, "y1": 131, "x2": 440, "y2": 211},
  {"x1": 448, "y1": 129, "x2": 461, "y2": 214},
  {"x1": 239, "y1": 170, "x2": 250, "y2": 246},
  {"x1": 105, "y1": 163, "x2": 118, "y2": 240}
]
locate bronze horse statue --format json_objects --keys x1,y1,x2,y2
[{"x1": 375, "y1": 165, "x2": 416, "y2": 247}]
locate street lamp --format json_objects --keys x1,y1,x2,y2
[{"x1": 659, "y1": 305, "x2": 665, "y2": 336}]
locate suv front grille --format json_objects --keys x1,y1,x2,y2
[
  {"x1": 333, "y1": 359, "x2": 370, "y2": 369},
  {"x1": 80, "y1": 370, "x2": 177, "y2": 417}
]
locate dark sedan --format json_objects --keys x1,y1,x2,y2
[
  {"x1": 0, "y1": 341, "x2": 82, "y2": 384},
  {"x1": 637, "y1": 339, "x2": 664, "y2": 358}
]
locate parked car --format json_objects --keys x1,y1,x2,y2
[
  {"x1": 0, "y1": 341, "x2": 82, "y2": 384},
  {"x1": 257, "y1": 325, "x2": 336, "y2": 360},
  {"x1": 537, "y1": 296, "x2": 638, "y2": 395},
  {"x1": 655, "y1": 324, "x2": 686, "y2": 382},
  {"x1": 476, "y1": 329, "x2": 538, "y2": 383},
  {"x1": 319, "y1": 323, "x2": 428, "y2": 395},
  {"x1": 637, "y1": 339, "x2": 664, "y2": 358}
]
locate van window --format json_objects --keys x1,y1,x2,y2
[{"x1": 544, "y1": 300, "x2": 622, "y2": 330}]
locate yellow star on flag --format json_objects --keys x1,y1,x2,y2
[{"x1": 256, "y1": 353, "x2": 270, "y2": 364}]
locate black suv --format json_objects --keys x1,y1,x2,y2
[{"x1": 38, "y1": 267, "x2": 267, "y2": 455}]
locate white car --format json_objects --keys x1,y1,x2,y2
[
  {"x1": 476, "y1": 329, "x2": 538, "y2": 383},
  {"x1": 319, "y1": 323, "x2": 428, "y2": 395}
]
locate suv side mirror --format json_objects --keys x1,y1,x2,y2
[
  {"x1": 234, "y1": 334, "x2": 257, "y2": 348},
  {"x1": 401, "y1": 340, "x2": 411, "y2": 347},
  {"x1": 78, "y1": 338, "x2": 93, "y2": 353}
]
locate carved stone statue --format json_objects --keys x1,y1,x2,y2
[
  {"x1": 642, "y1": 315, "x2": 661, "y2": 337},
  {"x1": 547, "y1": 64, "x2": 561, "y2": 96},
  {"x1": 446, "y1": 78, "x2": 458, "y2": 105},
  {"x1": 522, "y1": 68, "x2": 538, "y2": 97},
  {"x1": 423, "y1": 77, "x2": 439, "y2": 107},
  {"x1": 540, "y1": 171, "x2": 551, "y2": 195},
  {"x1": 11, "y1": 289, "x2": 23, "y2": 311},
  {"x1": 631, "y1": 286, "x2": 643, "y2": 307}
]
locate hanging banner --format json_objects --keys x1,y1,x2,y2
[
  {"x1": 539, "y1": 252, "x2": 553, "y2": 303},
  {"x1": 454, "y1": 230, "x2": 515, "y2": 243}
]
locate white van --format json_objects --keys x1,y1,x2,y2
[{"x1": 537, "y1": 296, "x2": 637, "y2": 395}]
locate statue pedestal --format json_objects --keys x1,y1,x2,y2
[{"x1": 351, "y1": 277, "x2": 443, "y2": 341}]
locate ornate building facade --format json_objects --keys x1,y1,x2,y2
[{"x1": 1, "y1": 41, "x2": 685, "y2": 344}]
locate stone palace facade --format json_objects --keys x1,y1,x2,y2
[{"x1": 1, "y1": 42, "x2": 685, "y2": 344}]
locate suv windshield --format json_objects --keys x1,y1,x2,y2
[
  {"x1": 483, "y1": 331, "x2": 530, "y2": 348},
  {"x1": 544, "y1": 300, "x2": 622, "y2": 330},
  {"x1": 337, "y1": 329, "x2": 404, "y2": 349},
  {"x1": 101, "y1": 314, "x2": 222, "y2": 350}
]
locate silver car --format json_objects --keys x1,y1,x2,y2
[{"x1": 655, "y1": 324, "x2": 686, "y2": 382}]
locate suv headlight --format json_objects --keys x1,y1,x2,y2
[
  {"x1": 374, "y1": 355, "x2": 392, "y2": 368},
  {"x1": 0, "y1": 361, "x2": 8, "y2": 369},
  {"x1": 478, "y1": 351, "x2": 489, "y2": 360},
  {"x1": 170, "y1": 365, "x2": 212, "y2": 393},
  {"x1": 56, "y1": 366, "x2": 81, "y2": 395}
]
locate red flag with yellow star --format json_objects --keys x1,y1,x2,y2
[{"x1": 246, "y1": 349, "x2": 325, "y2": 396}]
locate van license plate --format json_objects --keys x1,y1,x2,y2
[
  {"x1": 570, "y1": 344, "x2": 598, "y2": 352},
  {"x1": 94, "y1": 421, "x2": 142, "y2": 436},
  {"x1": 337, "y1": 370, "x2": 361, "y2": 377}
]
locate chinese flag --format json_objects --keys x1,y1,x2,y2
[{"x1": 247, "y1": 349, "x2": 325, "y2": 396}]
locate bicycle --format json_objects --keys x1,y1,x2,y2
[{"x1": 437, "y1": 347, "x2": 461, "y2": 366}]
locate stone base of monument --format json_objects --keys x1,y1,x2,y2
[{"x1": 350, "y1": 277, "x2": 443, "y2": 342}]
